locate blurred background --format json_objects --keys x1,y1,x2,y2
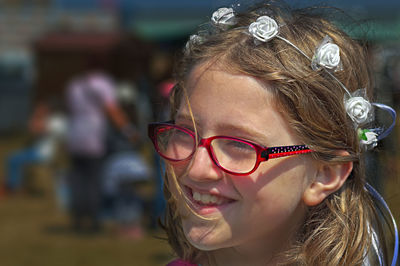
[{"x1": 0, "y1": 0, "x2": 398, "y2": 265}]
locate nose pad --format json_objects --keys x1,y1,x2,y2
[{"x1": 186, "y1": 141, "x2": 222, "y2": 182}]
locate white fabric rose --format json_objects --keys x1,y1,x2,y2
[
  {"x1": 188, "y1": 34, "x2": 203, "y2": 44},
  {"x1": 361, "y1": 131, "x2": 378, "y2": 148},
  {"x1": 211, "y1": 7, "x2": 236, "y2": 27},
  {"x1": 358, "y1": 128, "x2": 378, "y2": 150},
  {"x1": 184, "y1": 34, "x2": 204, "y2": 54},
  {"x1": 248, "y1": 16, "x2": 279, "y2": 42},
  {"x1": 311, "y1": 36, "x2": 342, "y2": 71},
  {"x1": 345, "y1": 96, "x2": 372, "y2": 125},
  {"x1": 315, "y1": 43, "x2": 340, "y2": 69}
]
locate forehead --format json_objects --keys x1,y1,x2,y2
[
  {"x1": 179, "y1": 63, "x2": 298, "y2": 145},
  {"x1": 185, "y1": 62, "x2": 269, "y2": 113},
  {"x1": 189, "y1": 64, "x2": 268, "y2": 100}
]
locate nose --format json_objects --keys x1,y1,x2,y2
[{"x1": 186, "y1": 143, "x2": 223, "y2": 182}]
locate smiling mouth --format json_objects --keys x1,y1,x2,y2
[{"x1": 184, "y1": 186, "x2": 235, "y2": 207}]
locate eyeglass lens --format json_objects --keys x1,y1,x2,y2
[
  {"x1": 212, "y1": 138, "x2": 257, "y2": 173},
  {"x1": 157, "y1": 126, "x2": 196, "y2": 160},
  {"x1": 156, "y1": 126, "x2": 258, "y2": 173}
]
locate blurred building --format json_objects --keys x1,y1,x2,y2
[
  {"x1": 33, "y1": 32, "x2": 152, "y2": 102},
  {"x1": 0, "y1": 0, "x2": 399, "y2": 132},
  {"x1": 0, "y1": 1, "x2": 119, "y2": 131}
]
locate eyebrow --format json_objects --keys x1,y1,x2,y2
[
  {"x1": 175, "y1": 113, "x2": 270, "y2": 146},
  {"x1": 174, "y1": 113, "x2": 197, "y2": 125},
  {"x1": 214, "y1": 123, "x2": 270, "y2": 146}
]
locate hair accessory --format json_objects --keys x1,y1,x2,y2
[
  {"x1": 248, "y1": 16, "x2": 279, "y2": 42},
  {"x1": 372, "y1": 103, "x2": 397, "y2": 141},
  {"x1": 184, "y1": 34, "x2": 204, "y2": 55},
  {"x1": 311, "y1": 36, "x2": 343, "y2": 71},
  {"x1": 248, "y1": 15, "x2": 313, "y2": 61},
  {"x1": 358, "y1": 129, "x2": 378, "y2": 150},
  {"x1": 344, "y1": 89, "x2": 374, "y2": 126},
  {"x1": 211, "y1": 7, "x2": 237, "y2": 29},
  {"x1": 356, "y1": 101, "x2": 396, "y2": 150},
  {"x1": 189, "y1": 34, "x2": 204, "y2": 44},
  {"x1": 245, "y1": 14, "x2": 396, "y2": 151}
]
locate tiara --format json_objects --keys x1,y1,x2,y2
[{"x1": 186, "y1": 8, "x2": 396, "y2": 151}]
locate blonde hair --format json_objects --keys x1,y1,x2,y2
[{"x1": 162, "y1": 2, "x2": 389, "y2": 265}]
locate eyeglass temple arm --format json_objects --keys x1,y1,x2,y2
[{"x1": 261, "y1": 145, "x2": 313, "y2": 160}]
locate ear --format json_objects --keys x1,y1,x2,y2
[{"x1": 303, "y1": 159, "x2": 353, "y2": 207}]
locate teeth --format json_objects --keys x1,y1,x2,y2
[
  {"x1": 193, "y1": 191, "x2": 201, "y2": 201},
  {"x1": 193, "y1": 191, "x2": 222, "y2": 205}
]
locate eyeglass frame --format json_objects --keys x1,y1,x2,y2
[{"x1": 148, "y1": 121, "x2": 313, "y2": 176}]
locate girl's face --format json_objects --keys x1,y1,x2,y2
[{"x1": 171, "y1": 63, "x2": 319, "y2": 258}]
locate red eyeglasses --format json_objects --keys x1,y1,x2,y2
[{"x1": 148, "y1": 122, "x2": 313, "y2": 176}]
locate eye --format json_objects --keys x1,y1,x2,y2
[
  {"x1": 159, "y1": 127, "x2": 195, "y2": 160},
  {"x1": 212, "y1": 138, "x2": 257, "y2": 162},
  {"x1": 170, "y1": 128, "x2": 192, "y2": 142},
  {"x1": 214, "y1": 138, "x2": 255, "y2": 154},
  {"x1": 227, "y1": 140, "x2": 254, "y2": 151}
]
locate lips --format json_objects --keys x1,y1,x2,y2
[
  {"x1": 184, "y1": 185, "x2": 236, "y2": 209},
  {"x1": 192, "y1": 190, "x2": 229, "y2": 205}
]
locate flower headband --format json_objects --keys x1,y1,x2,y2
[
  {"x1": 187, "y1": 8, "x2": 396, "y2": 151},
  {"x1": 246, "y1": 14, "x2": 396, "y2": 151}
]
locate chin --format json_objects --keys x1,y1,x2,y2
[
  {"x1": 182, "y1": 218, "x2": 231, "y2": 251},
  {"x1": 186, "y1": 234, "x2": 225, "y2": 251},
  {"x1": 188, "y1": 239, "x2": 219, "y2": 251}
]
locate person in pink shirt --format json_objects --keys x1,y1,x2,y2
[{"x1": 66, "y1": 69, "x2": 137, "y2": 233}]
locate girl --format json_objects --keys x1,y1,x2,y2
[{"x1": 148, "y1": 2, "x2": 398, "y2": 265}]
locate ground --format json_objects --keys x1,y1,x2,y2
[
  {"x1": 0, "y1": 131, "x2": 399, "y2": 266},
  {"x1": 0, "y1": 132, "x2": 173, "y2": 266}
]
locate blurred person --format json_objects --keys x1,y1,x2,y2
[
  {"x1": 101, "y1": 80, "x2": 153, "y2": 239},
  {"x1": 4, "y1": 101, "x2": 66, "y2": 193},
  {"x1": 102, "y1": 150, "x2": 152, "y2": 239},
  {"x1": 65, "y1": 68, "x2": 137, "y2": 233}
]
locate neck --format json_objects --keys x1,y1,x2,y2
[
  {"x1": 197, "y1": 208, "x2": 306, "y2": 266},
  {"x1": 199, "y1": 248, "x2": 282, "y2": 266},
  {"x1": 198, "y1": 233, "x2": 294, "y2": 266}
]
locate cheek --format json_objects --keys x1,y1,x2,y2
[
  {"x1": 234, "y1": 163, "x2": 310, "y2": 215},
  {"x1": 165, "y1": 164, "x2": 193, "y2": 216},
  {"x1": 168, "y1": 160, "x2": 190, "y2": 178},
  {"x1": 165, "y1": 166, "x2": 185, "y2": 205}
]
